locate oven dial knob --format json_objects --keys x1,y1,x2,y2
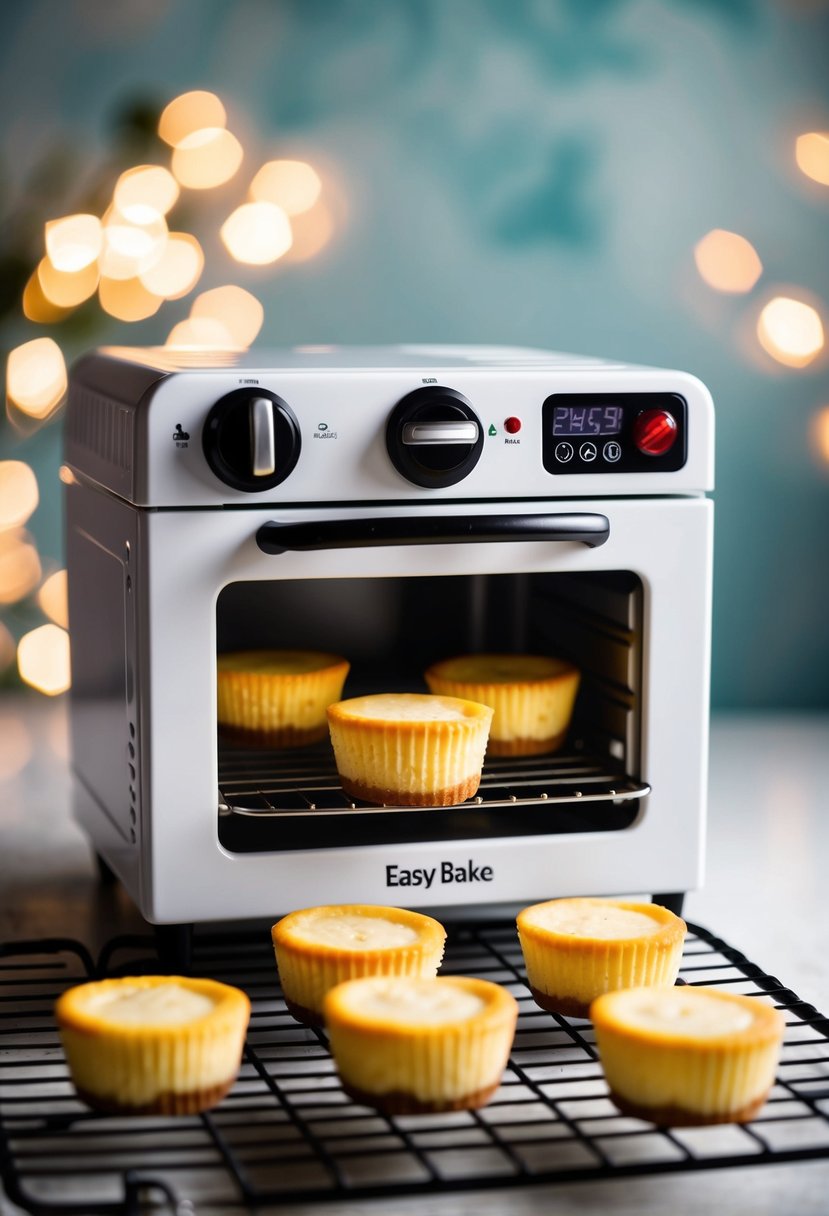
[
  {"x1": 386, "y1": 387, "x2": 484, "y2": 488},
  {"x1": 633, "y1": 408, "x2": 678, "y2": 457},
  {"x1": 203, "y1": 389, "x2": 301, "y2": 492}
]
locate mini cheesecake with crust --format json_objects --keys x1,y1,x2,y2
[
  {"x1": 592, "y1": 986, "x2": 785, "y2": 1125},
  {"x1": 324, "y1": 975, "x2": 518, "y2": 1114},
  {"x1": 55, "y1": 976, "x2": 250, "y2": 1115},
  {"x1": 272, "y1": 904, "x2": 447, "y2": 1026},
  {"x1": 217, "y1": 649, "x2": 349, "y2": 746},
  {"x1": 424, "y1": 653, "x2": 580, "y2": 756},
  {"x1": 327, "y1": 693, "x2": 492, "y2": 807},
  {"x1": 517, "y1": 897, "x2": 686, "y2": 1018}
]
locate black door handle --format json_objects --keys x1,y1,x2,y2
[{"x1": 256, "y1": 513, "x2": 610, "y2": 554}]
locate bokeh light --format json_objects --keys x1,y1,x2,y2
[
  {"x1": 190, "y1": 285, "x2": 263, "y2": 347},
  {"x1": 100, "y1": 207, "x2": 168, "y2": 280},
  {"x1": 0, "y1": 531, "x2": 42, "y2": 605},
  {"x1": 757, "y1": 296, "x2": 825, "y2": 368},
  {"x1": 44, "y1": 214, "x2": 102, "y2": 272},
  {"x1": 17, "y1": 623, "x2": 71, "y2": 696},
  {"x1": 139, "y1": 232, "x2": 204, "y2": 299},
  {"x1": 166, "y1": 315, "x2": 237, "y2": 349},
  {"x1": 22, "y1": 270, "x2": 70, "y2": 323},
  {"x1": 284, "y1": 200, "x2": 334, "y2": 263},
  {"x1": 37, "y1": 256, "x2": 99, "y2": 308},
  {"x1": 159, "y1": 90, "x2": 227, "y2": 146},
  {"x1": 6, "y1": 338, "x2": 68, "y2": 419},
  {"x1": 114, "y1": 165, "x2": 180, "y2": 223},
  {"x1": 0, "y1": 462, "x2": 39, "y2": 530},
  {"x1": 37, "y1": 569, "x2": 68, "y2": 629},
  {"x1": 250, "y1": 159, "x2": 322, "y2": 215},
  {"x1": 694, "y1": 229, "x2": 763, "y2": 294},
  {"x1": 99, "y1": 275, "x2": 163, "y2": 322},
  {"x1": 171, "y1": 127, "x2": 243, "y2": 190},
  {"x1": 220, "y1": 201, "x2": 292, "y2": 264},
  {"x1": 813, "y1": 406, "x2": 829, "y2": 465},
  {"x1": 795, "y1": 132, "x2": 829, "y2": 187},
  {"x1": 0, "y1": 622, "x2": 15, "y2": 676}
]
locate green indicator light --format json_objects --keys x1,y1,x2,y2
[{"x1": 488, "y1": 423, "x2": 498, "y2": 437}]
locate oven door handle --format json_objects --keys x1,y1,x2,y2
[{"x1": 256, "y1": 512, "x2": 610, "y2": 554}]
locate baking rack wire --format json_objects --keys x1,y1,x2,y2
[{"x1": 1, "y1": 921, "x2": 828, "y2": 1215}]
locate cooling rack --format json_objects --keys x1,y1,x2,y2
[{"x1": 1, "y1": 922, "x2": 828, "y2": 1215}]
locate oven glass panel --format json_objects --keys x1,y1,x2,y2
[{"x1": 215, "y1": 572, "x2": 643, "y2": 853}]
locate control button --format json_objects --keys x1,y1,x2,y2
[
  {"x1": 554, "y1": 441, "x2": 574, "y2": 463},
  {"x1": 504, "y1": 416, "x2": 522, "y2": 435},
  {"x1": 603, "y1": 440, "x2": 622, "y2": 463},
  {"x1": 633, "y1": 408, "x2": 678, "y2": 457},
  {"x1": 579, "y1": 441, "x2": 598, "y2": 462}
]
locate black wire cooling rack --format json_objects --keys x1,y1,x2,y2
[{"x1": 1, "y1": 921, "x2": 828, "y2": 1215}]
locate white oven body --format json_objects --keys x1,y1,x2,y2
[{"x1": 65, "y1": 347, "x2": 713, "y2": 925}]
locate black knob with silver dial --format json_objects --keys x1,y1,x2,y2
[
  {"x1": 386, "y1": 386, "x2": 483, "y2": 488},
  {"x1": 203, "y1": 389, "x2": 300, "y2": 492}
]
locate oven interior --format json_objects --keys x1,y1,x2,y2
[{"x1": 215, "y1": 571, "x2": 645, "y2": 852}]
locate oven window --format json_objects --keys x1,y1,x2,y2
[{"x1": 215, "y1": 572, "x2": 643, "y2": 853}]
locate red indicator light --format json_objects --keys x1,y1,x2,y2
[
  {"x1": 633, "y1": 409, "x2": 677, "y2": 457},
  {"x1": 504, "y1": 416, "x2": 521, "y2": 434}
]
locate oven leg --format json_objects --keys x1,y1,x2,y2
[
  {"x1": 153, "y1": 924, "x2": 193, "y2": 973},
  {"x1": 652, "y1": 892, "x2": 685, "y2": 917}
]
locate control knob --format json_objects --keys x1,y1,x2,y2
[
  {"x1": 203, "y1": 389, "x2": 301, "y2": 491},
  {"x1": 386, "y1": 386, "x2": 483, "y2": 488}
]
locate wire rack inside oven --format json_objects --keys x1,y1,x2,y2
[{"x1": 1, "y1": 922, "x2": 828, "y2": 1215}]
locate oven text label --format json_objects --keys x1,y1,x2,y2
[{"x1": 385, "y1": 860, "x2": 493, "y2": 890}]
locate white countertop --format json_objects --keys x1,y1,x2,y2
[{"x1": 1, "y1": 699, "x2": 827, "y2": 1215}]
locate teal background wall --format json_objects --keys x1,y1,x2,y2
[{"x1": 1, "y1": 0, "x2": 828, "y2": 706}]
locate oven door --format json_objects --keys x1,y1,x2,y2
[{"x1": 140, "y1": 496, "x2": 712, "y2": 923}]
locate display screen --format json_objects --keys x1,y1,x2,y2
[{"x1": 552, "y1": 404, "x2": 624, "y2": 437}]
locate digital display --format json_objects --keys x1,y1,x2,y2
[{"x1": 552, "y1": 404, "x2": 624, "y2": 437}]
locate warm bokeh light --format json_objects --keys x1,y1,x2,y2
[
  {"x1": 17, "y1": 623, "x2": 71, "y2": 696},
  {"x1": 159, "y1": 90, "x2": 227, "y2": 146},
  {"x1": 59, "y1": 465, "x2": 78, "y2": 487},
  {"x1": 171, "y1": 127, "x2": 243, "y2": 190},
  {"x1": 100, "y1": 207, "x2": 168, "y2": 280},
  {"x1": 38, "y1": 569, "x2": 69, "y2": 629},
  {"x1": 37, "y1": 256, "x2": 99, "y2": 308},
  {"x1": 813, "y1": 406, "x2": 829, "y2": 465},
  {"x1": 99, "y1": 275, "x2": 163, "y2": 322},
  {"x1": 22, "y1": 269, "x2": 71, "y2": 323},
  {"x1": 0, "y1": 462, "x2": 39, "y2": 531},
  {"x1": 6, "y1": 338, "x2": 68, "y2": 419},
  {"x1": 0, "y1": 710, "x2": 32, "y2": 780},
  {"x1": 114, "y1": 165, "x2": 180, "y2": 223},
  {"x1": 44, "y1": 214, "x2": 102, "y2": 273},
  {"x1": 0, "y1": 531, "x2": 42, "y2": 605},
  {"x1": 757, "y1": 296, "x2": 825, "y2": 368},
  {"x1": 694, "y1": 229, "x2": 763, "y2": 294},
  {"x1": 0, "y1": 622, "x2": 15, "y2": 676},
  {"x1": 220, "y1": 201, "x2": 292, "y2": 265},
  {"x1": 795, "y1": 132, "x2": 829, "y2": 187},
  {"x1": 139, "y1": 231, "x2": 204, "y2": 299},
  {"x1": 166, "y1": 315, "x2": 237, "y2": 349},
  {"x1": 190, "y1": 285, "x2": 263, "y2": 347},
  {"x1": 284, "y1": 200, "x2": 334, "y2": 263},
  {"x1": 250, "y1": 159, "x2": 322, "y2": 216}
]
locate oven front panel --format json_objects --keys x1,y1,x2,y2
[{"x1": 127, "y1": 496, "x2": 711, "y2": 924}]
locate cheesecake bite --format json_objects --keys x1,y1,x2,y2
[
  {"x1": 272, "y1": 904, "x2": 447, "y2": 1026},
  {"x1": 517, "y1": 897, "x2": 686, "y2": 1018},
  {"x1": 324, "y1": 975, "x2": 518, "y2": 1114},
  {"x1": 217, "y1": 649, "x2": 349, "y2": 746},
  {"x1": 55, "y1": 976, "x2": 250, "y2": 1115},
  {"x1": 424, "y1": 653, "x2": 580, "y2": 756},
  {"x1": 592, "y1": 986, "x2": 785, "y2": 1125},
  {"x1": 327, "y1": 692, "x2": 492, "y2": 807}
]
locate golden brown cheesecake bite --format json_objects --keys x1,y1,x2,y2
[
  {"x1": 217, "y1": 648, "x2": 349, "y2": 745},
  {"x1": 591, "y1": 986, "x2": 785, "y2": 1125},
  {"x1": 517, "y1": 897, "x2": 686, "y2": 1017},
  {"x1": 424, "y1": 653, "x2": 580, "y2": 756},
  {"x1": 55, "y1": 976, "x2": 250, "y2": 1115},
  {"x1": 324, "y1": 975, "x2": 518, "y2": 1113},
  {"x1": 272, "y1": 904, "x2": 447, "y2": 1026},
  {"x1": 327, "y1": 693, "x2": 492, "y2": 806}
]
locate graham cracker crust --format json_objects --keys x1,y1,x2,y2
[
  {"x1": 283, "y1": 994, "x2": 325, "y2": 1028},
  {"x1": 529, "y1": 984, "x2": 592, "y2": 1019},
  {"x1": 75, "y1": 1075, "x2": 236, "y2": 1116},
  {"x1": 340, "y1": 1078, "x2": 500, "y2": 1115},
  {"x1": 607, "y1": 1087, "x2": 771, "y2": 1127},
  {"x1": 219, "y1": 724, "x2": 328, "y2": 749},
  {"x1": 487, "y1": 730, "x2": 567, "y2": 757},
  {"x1": 338, "y1": 773, "x2": 481, "y2": 808}
]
